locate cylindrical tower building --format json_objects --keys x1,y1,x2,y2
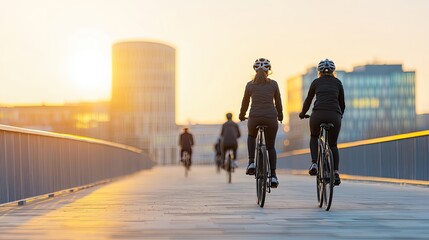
[{"x1": 111, "y1": 41, "x2": 176, "y2": 164}]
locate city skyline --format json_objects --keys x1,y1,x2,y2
[
  {"x1": 1, "y1": 0, "x2": 428, "y2": 124},
  {"x1": 285, "y1": 64, "x2": 419, "y2": 151}
]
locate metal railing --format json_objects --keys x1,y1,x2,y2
[
  {"x1": 278, "y1": 130, "x2": 429, "y2": 181},
  {"x1": 0, "y1": 125, "x2": 153, "y2": 204}
]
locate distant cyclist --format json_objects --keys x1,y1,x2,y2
[
  {"x1": 299, "y1": 58, "x2": 345, "y2": 185},
  {"x1": 179, "y1": 127, "x2": 194, "y2": 165},
  {"x1": 239, "y1": 58, "x2": 283, "y2": 188},
  {"x1": 220, "y1": 112, "x2": 241, "y2": 169}
]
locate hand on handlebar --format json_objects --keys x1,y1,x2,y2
[
  {"x1": 299, "y1": 112, "x2": 310, "y2": 119},
  {"x1": 239, "y1": 115, "x2": 247, "y2": 122}
]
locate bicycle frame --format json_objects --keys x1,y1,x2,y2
[
  {"x1": 318, "y1": 127, "x2": 329, "y2": 155},
  {"x1": 256, "y1": 128, "x2": 266, "y2": 154},
  {"x1": 255, "y1": 128, "x2": 270, "y2": 178},
  {"x1": 255, "y1": 128, "x2": 270, "y2": 183}
]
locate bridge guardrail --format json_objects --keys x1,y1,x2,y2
[
  {"x1": 278, "y1": 130, "x2": 429, "y2": 181},
  {"x1": 0, "y1": 125, "x2": 153, "y2": 205}
]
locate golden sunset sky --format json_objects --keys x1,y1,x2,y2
[{"x1": 1, "y1": 0, "x2": 428, "y2": 124}]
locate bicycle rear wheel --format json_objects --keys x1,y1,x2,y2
[
  {"x1": 323, "y1": 149, "x2": 334, "y2": 211},
  {"x1": 256, "y1": 147, "x2": 268, "y2": 208},
  {"x1": 227, "y1": 153, "x2": 232, "y2": 184},
  {"x1": 184, "y1": 151, "x2": 190, "y2": 177},
  {"x1": 256, "y1": 149, "x2": 262, "y2": 205}
]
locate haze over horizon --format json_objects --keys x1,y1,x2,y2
[{"x1": 1, "y1": 0, "x2": 428, "y2": 124}]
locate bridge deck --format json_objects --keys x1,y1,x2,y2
[{"x1": 0, "y1": 165, "x2": 428, "y2": 239}]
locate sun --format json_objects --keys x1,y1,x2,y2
[{"x1": 67, "y1": 30, "x2": 111, "y2": 101}]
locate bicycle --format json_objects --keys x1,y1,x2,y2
[
  {"x1": 303, "y1": 115, "x2": 335, "y2": 211},
  {"x1": 316, "y1": 122, "x2": 335, "y2": 211},
  {"x1": 224, "y1": 148, "x2": 235, "y2": 184},
  {"x1": 182, "y1": 150, "x2": 191, "y2": 177},
  {"x1": 254, "y1": 125, "x2": 271, "y2": 208}
]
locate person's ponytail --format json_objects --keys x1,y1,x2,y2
[{"x1": 253, "y1": 69, "x2": 269, "y2": 84}]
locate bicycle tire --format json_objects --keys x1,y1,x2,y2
[
  {"x1": 323, "y1": 148, "x2": 334, "y2": 211},
  {"x1": 184, "y1": 151, "x2": 190, "y2": 177},
  {"x1": 256, "y1": 149, "x2": 265, "y2": 206},
  {"x1": 227, "y1": 153, "x2": 232, "y2": 184},
  {"x1": 255, "y1": 149, "x2": 261, "y2": 204},
  {"x1": 317, "y1": 144, "x2": 324, "y2": 208},
  {"x1": 258, "y1": 146, "x2": 268, "y2": 208}
]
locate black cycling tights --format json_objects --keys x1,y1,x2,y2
[
  {"x1": 247, "y1": 117, "x2": 278, "y2": 170},
  {"x1": 309, "y1": 110, "x2": 342, "y2": 171}
]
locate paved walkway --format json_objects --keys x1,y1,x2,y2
[{"x1": 0, "y1": 165, "x2": 428, "y2": 239}]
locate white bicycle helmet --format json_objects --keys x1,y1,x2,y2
[
  {"x1": 317, "y1": 59, "x2": 336, "y2": 73},
  {"x1": 253, "y1": 58, "x2": 271, "y2": 72}
]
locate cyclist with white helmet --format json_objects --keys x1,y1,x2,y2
[
  {"x1": 299, "y1": 58, "x2": 345, "y2": 185},
  {"x1": 239, "y1": 58, "x2": 283, "y2": 188}
]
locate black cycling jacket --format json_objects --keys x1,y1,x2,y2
[
  {"x1": 302, "y1": 75, "x2": 345, "y2": 116},
  {"x1": 239, "y1": 79, "x2": 283, "y2": 120},
  {"x1": 179, "y1": 132, "x2": 194, "y2": 150},
  {"x1": 221, "y1": 120, "x2": 241, "y2": 146}
]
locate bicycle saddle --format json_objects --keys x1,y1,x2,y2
[
  {"x1": 256, "y1": 125, "x2": 268, "y2": 129},
  {"x1": 320, "y1": 123, "x2": 334, "y2": 130}
]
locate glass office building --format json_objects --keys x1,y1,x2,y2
[
  {"x1": 111, "y1": 41, "x2": 177, "y2": 164},
  {"x1": 286, "y1": 64, "x2": 416, "y2": 150},
  {"x1": 340, "y1": 64, "x2": 415, "y2": 142}
]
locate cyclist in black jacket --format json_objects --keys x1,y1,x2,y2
[
  {"x1": 299, "y1": 59, "x2": 345, "y2": 185},
  {"x1": 239, "y1": 58, "x2": 283, "y2": 188},
  {"x1": 220, "y1": 112, "x2": 241, "y2": 168},
  {"x1": 179, "y1": 127, "x2": 194, "y2": 165}
]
